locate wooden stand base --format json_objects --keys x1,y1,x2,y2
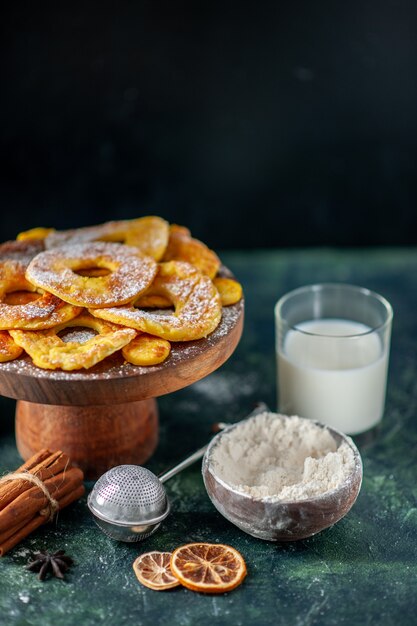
[
  {"x1": 0, "y1": 296, "x2": 243, "y2": 481},
  {"x1": 15, "y1": 398, "x2": 159, "y2": 480}
]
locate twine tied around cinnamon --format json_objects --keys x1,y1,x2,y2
[{"x1": 0, "y1": 471, "x2": 59, "y2": 521}]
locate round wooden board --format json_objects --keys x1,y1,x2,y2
[{"x1": 0, "y1": 301, "x2": 244, "y2": 406}]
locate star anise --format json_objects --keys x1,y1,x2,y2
[{"x1": 26, "y1": 550, "x2": 74, "y2": 581}]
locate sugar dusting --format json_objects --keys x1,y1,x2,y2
[
  {"x1": 45, "y1": 217, "x2": 169, "y2": 256},
  {"x1": 0, "y1": 297, "x2": 76, "y2": 327},
  {"x1": 192, "y1": 369, "x2": 258, "y2": 406},
  {"x1": 0, "y1": 239, "x2": 45, "y2": 267},
  {"x1": 0, "y1": 300, "x2": 243, "y2": 380},
  {"x1": 45, "y1": 221, "x2": 127, "y2": 248},
  {"x1": 0, "y1": 260, "x2": 80, "y2": 327},
  {"x1": 91, "y1": 262, "x2": 222, "y2": 339},
  {"x1": 59, "y1": 328, "x2": 98, "y2": 344},
  {"x1": 26, "y1": 242, "x2": 157, "y2": 307}
]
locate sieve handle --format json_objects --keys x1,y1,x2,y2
[
  {"x1": 158, "y1": 445, "x2": 208, "y2": 484},
  {"x1": 158, "y1": 403, "x2": 269, "y2": 484}
]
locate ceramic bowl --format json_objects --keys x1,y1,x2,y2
[{"x1": 202, "y1": 415, "x2": 363, "y2": 541}]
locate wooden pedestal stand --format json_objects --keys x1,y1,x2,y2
[{"x1": 0, "y1": 302, "x2": 243, "y2": 479}]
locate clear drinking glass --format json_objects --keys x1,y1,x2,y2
[{"x1": 275, "y1": 283, "x2": 393, "y2": 435}]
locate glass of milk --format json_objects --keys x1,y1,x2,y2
[{"x1": 275, "y1": 283, "x2": 393, "y2": 435}]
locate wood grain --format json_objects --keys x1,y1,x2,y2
[{"x1": 15, "y1": 398, "x2": 159, "y2": 479}]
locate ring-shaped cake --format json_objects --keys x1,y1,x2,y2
[
  {"x1": 10, "y1": 312, "x2": 137, "y2": 371},
  {"x1": 90, "y1": 260, "x2": 222, "y2": 341},
  {"x1": 26, "y1": 241, "x2": 158, "y2": 308},
  {"x1": 0, "y1": 260, "x2": 82, "y2": 330}
]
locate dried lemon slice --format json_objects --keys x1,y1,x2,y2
[
  {"x1": 133, "y1": 552, "x2": 180, "y2": 591},
  {"x1": 170, "y1": 543, "x2": 247, "y2": 594}
]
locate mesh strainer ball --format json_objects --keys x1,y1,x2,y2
[
  {"x1": 88, "y1": 437, "x2": 215, "y2": 542},
  {"x1": 88, "y1": 465, "x2": 170, "y2": 542}
]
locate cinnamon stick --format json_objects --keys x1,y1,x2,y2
[
  {"x1": 0, "y1": 448, "x2": 85, "y2": 557},
  {"x1": 0, "y1": 450, "x2": 69, "y2": 509},
  {"x1": 0, "y1": 484, "x2": 85, "y2": 557},
  {"x1": 15, "y1": 449, "x2": 52, "y2": 473},
  {"x1": 56, "y1": 484, "x2": 85, "y2": 509},
  {"x1": 15, "y1": 448, "x2": 52, "y2": 472},
  {"x1": 0, "y1": 484, "x2": 86, "y2": 549},
  {"x1": 0, "y1": 515, "x2": 45, "y2": 557},
  {"x1": 0, "y1": 467, "x2": 84, "y2": 533},
  {"x1": 0, "y1": 514, "x2": 35, "y2": 545}
]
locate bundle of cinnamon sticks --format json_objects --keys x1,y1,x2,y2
[{"x1": 0, "y1": 449, "x2": 85, "y2": 557}]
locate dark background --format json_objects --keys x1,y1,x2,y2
[{"x1": 1, "y1": 1, "x2": 417, "y2": 249}]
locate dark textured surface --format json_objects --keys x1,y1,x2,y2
[
  {"x1": 2, "y1": 3, "x2": 417, "y2": 248},
  {"x1": 0, "y1": 248, "x2": 416, "y2": 625}
]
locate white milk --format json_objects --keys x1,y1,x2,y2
[{"x1": 277, "y1": 319, "x2": 389, "y2": 434}]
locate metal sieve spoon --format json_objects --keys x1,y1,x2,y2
[
  {"x1": 87, "y1": 404, "x2": 269, "y2": 542},
  {"x1": 87, "y1": 445, "x2": 209, "y2": 542}
]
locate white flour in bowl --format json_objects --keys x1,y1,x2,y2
[{"x1": 209, "y1": 412, "x2": 356, "y2": 501}]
